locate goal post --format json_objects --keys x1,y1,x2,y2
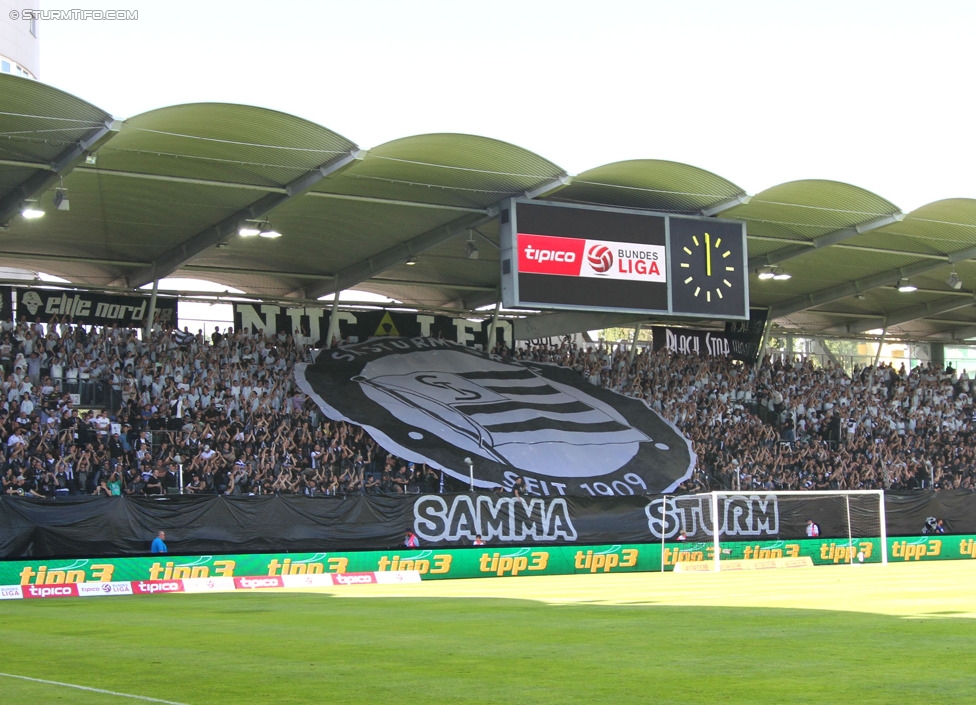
[{"x1": 689, "y1": 490, "x2": 887, "y2": 571}]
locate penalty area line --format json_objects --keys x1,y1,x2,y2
[{"x1": 0, "y1": 672, "x2": 191, "y2": 705}]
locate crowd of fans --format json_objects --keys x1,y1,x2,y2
[
  {"x1": 2, "y1": 315, "x2": 974, "y2": 500},
  {"x1": 0, "y1": 318, "x2": 441, "y2": 499},
  {"x1": 507, "y1": 339, "x2": 975, "y2": 493}
]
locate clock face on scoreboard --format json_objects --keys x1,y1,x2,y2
[{"x1": 669, "y1": 217, "x2": 748, "y2": 318}]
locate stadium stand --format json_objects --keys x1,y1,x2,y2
[{"x1": 1, "y1": 316, "x2": 973, "y2": 499}]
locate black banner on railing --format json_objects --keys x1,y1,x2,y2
[
  {"x1": 0, "y1": 490, "x2": 970, "y2": 559},
  {"x1": 725, "y1": 307, "x2": 768, "y2": 337},
  {"x1": 0, "y1": 286, "x2": 13, "y2": 324},
  {"x1": 14, "y1": 288, "x2": 178, "y2": 327},
  {"x1": 233, "y1": 303, "x2": 514, "y2": 348},
  {"x1": 724, "y1": 307, "x2": 768, "y2": 363},
  {"x1": 651, "y1": 310, "x2": 768, "y2": 364}
]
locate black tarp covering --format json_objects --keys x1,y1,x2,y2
[{"x1": 0, "y1": 491, "x2": 972, "y2": 559}]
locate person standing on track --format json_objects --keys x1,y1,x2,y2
[{"x1": 403, "y1": 529, "x2": 419, "y2": 548}]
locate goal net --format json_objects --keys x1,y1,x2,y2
[{"x1": 658, "y1": 490, "x2": 888, "y2": 571}]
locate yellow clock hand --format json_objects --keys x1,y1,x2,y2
[{"x1": 705, "y1": 232, "x2": 711, "y2": 276}]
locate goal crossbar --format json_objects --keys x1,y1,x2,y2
[{"x1": 646, "y1": 490, "x2": 890, "y2": 571}]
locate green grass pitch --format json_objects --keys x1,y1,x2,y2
[{"x1": 2, "y1": 560, "x2": 975, "y2": 704}]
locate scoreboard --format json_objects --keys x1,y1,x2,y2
[{"x1": 499, "y1": 199, "x2": 749, "y2": 320}]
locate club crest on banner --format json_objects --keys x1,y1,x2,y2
[{"x1": 295, "y1": 338, "x2": 694, "y2": 496}]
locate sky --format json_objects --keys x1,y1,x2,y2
[{"x1": 26, "y1": 0, "x2": 976, "y2": 214}]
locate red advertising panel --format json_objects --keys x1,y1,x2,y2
[
  {"x1": 23, "y1": 583, "x2": 79, "y2": 599},
  {"x1": 331, "y1": 572, "x2": 378, "y2": 586},
  {"x1": 233, "y1": 576, "x2": 285, "y2": 590},
  {"x1": 131, "y1": 580, "x2": 185, "y2": 595}
]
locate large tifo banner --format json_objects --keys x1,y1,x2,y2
[
  {"x1": 234, "y1": 303, "x2": 513, "y2": 348},
  {"x1": 296, "y1": 338, "x2": 695, "y2": 495},
  {"x1": 14, "y1": 287, "x2": 178, "y2": 327},
  {"x1": 3, "y1": 535, "x2": 976, "y2": 590},
  {"x1": 0, "y1": 490, "x2": 970, "y2": 559}
]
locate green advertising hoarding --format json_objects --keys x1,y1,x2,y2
[{"x1": 3, "y1": 536, "x2": 973, "y2": 586}]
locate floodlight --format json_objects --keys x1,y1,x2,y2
[
  {"x1": 258, "y1": 223, "x2": 282, "y2": 239},
  {"x1": 946, "y1": 271, "x2": 963, "y2": 290},
  {"x1": 465, "y1": 235, "x2": 479, "y2": 260},
  {"x1": 897, "y1": 278, "x2": 917, "y2": 293},
  {"x1": 759, "y1": 266, "x2": 789, "y2": 280},
  {"x1": 21, "y1": 201, "x2": 44, "y2": 219}
]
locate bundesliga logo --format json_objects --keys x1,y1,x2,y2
[
  {"x1": 587, "y1": 244, "x2": 613, "y2": 273},
  {"x1": 296, "y1": 338, "x2": 694, "y2": 496}
]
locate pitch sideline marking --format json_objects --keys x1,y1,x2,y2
[{"x1": 0, "y1": 672, "x2": 191, "y2": 705}]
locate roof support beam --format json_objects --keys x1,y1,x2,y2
[
  {"x1": 367, "y1": 277, "x2": 496, "y2": 293},
  {"x1": 747, "y1": 236, "x2": 949, "y2": 260},
  {"x1": 942, "y1": 324, "x2": 976, "y2": 342},
  {"x1": 1, "y1": 251, "x2": 149, "y2": 268},
  {"x1": 769, "y1": 242, "x2": 976, "y2": 320},
  {"x1": 75, "y1": 167, "x2": 487, "y2": 213},
  {"x1": 807, "y1": 338, "x2": 844, "y2": 368},
  {"x1": 0, "y1": 158, "x2": 49, "y2": 169},
  {"x1": 512, "y1": 311, "x2": 646, "y2": 341},
  {"x1": 299, "y1": 172, "x2": 570, "y2": 301},
  {"x1": 124, "y1": 149, "x2": 365, "y2": 289},
  {"x1": 76, "y1": 167, "x2": 287, "y2": 193},
  {"x1": 452, "y1": 176, "x2": 570, "y2": 309},
  {"x1": 701, "y1": 193, "x2": 751, "y2": 217},
  {"x1": 182, "y1": 264, "x2": 335, "y2": 280},
  {"x1": 306, "y1": 191, "x2": 485, "y2": 214},
  {"x1": 0, "y1": 118, "x2": 121, "y2": 228},
  {"x1": 300, "y1": 210, "x2": 496, "y2": 300},
  {"x1": 749, "y1": 212, "x2": 904, "y2": 273},
  {"x1": 524, "y1": 175, "x2": 572, "y2": 200},
  {"x1": 823, "y1": 295, "x2": 976, "y2": 335}
]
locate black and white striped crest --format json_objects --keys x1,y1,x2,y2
[{"x1": 296, "y1": 338, "x2": 694, "y2": 496}]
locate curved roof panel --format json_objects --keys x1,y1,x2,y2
[
  {"x1": 2, "y1": 78, "x2": 976, "y2": 342},
  {"x1": 555, "y1": 159, "x2": 744, "y2": 214},
  {"x1": 0, "y1": 74, "x2": 112, "y2": 167},
  {"x1": 727, "y1": 180, "x2": 901, "y2": 240},
  {"x1": 104, "y1": 103, "x2": 358, "y2": 188},
  {"x1": 317, "y1": 133, "x2": 567, "y2": 210}
]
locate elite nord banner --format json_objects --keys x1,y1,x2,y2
[
  {"x1": 15, "y1": 288, "x2": 178, "y2": 327},
  {"x1": 295, "y1": 337, "x2": 695, "y2": 496}
]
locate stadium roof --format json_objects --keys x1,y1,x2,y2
[{"x1": 2, "y1": 73, "x2": 976, "y2": 344}]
